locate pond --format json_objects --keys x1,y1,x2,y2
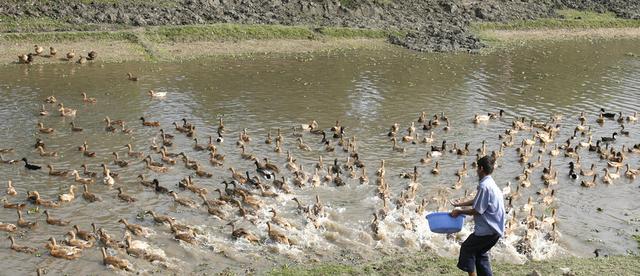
[{"x1": 0, "y1": 39, "x2": 639, "y2": 274}]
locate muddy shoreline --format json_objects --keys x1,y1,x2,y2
[{"x1": 1, "y1": 0, "x2": 638, "y2": 53}]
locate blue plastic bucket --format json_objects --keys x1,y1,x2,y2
[{"x1": 426, "y1": 212, "x2": 465, "y2": 234}]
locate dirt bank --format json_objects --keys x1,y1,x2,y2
[
  {"x1": 269, "y1": 252, "x2": 640, "y2": 275},
  {"x1": 0, "y1": 1, "x2": 638, "y2": 54}
]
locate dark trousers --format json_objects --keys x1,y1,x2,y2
[{"x1": 457, "y1": 233, "x2": 501, "y2": 276}]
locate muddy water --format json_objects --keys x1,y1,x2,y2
[{"x1": 0, "y1": 39, "x2": 639, "y2": 274}]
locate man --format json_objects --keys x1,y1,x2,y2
[{"x1": 450, "y1": 155, "x2": 505, "y2": 276}]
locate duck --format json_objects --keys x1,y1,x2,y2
[
  {"x1": 87, "y1": 50, "x2": 97, "y2": 60},
  {"x1": 370, "y1": 213, "x2": 385, "y2": 240},
  {"x1": 8, "y1": 236, "x2": 37, "y2": 254},
  {"x1": 600, "y1": 108, "x2": 616, "y2": 119},
  {"x1": 78, "y1": 93, "x2": 97, "y2": 105},
  {"x1": 625, "y1": 164, "x2": 639, "y2": 179},
  {"x1": 146, "y1": 210, "x2": 175, "y2": 224},
  {"x1": 118, "y1": 218, "x2": 149, "y2": 236},
  {"x1": 101, "y1": 247, "x2": 133, "y2": 271},
  {"x1": 238, "y1": 191, "x2": 263, "y2": 210},
  {"x1": 80, "y1": 141, "x2": 96, "y2": 157},
  {"x1": 136, "y1": 175, "x2": 154, "y2": 187},
  {"x1": 154, "y1": 180, "x2": 169, "y2": 194},
  {"x1": 160, "y1": 149, "x2": 177, "y2": 165},
  {"x1": 46, "y1": 237, "x2": 81, "y2": 260},
  {"x1": 44, "y1": 210, "x2": 70, "y2": 226},
  {"x1": 122, "y1": 232, "x2": 166, "y2": 262},
  {"x1": 167, "y1": 221, "x2": 197, "y2": 244},
  {"x1": 227, "y1": 222, "x2": 260, "y2": 243},
  {"x1": 94, "y1": 226, "x2": 119, "y2": 249},
  {"x1": 76, "y1": 56, "x2": 87, "y2": 64},
  {"x1": 112, "y1": 152, "x2": 128, "y2": 168},
  {"x1": 73, "y1": 225, "x2": 95, "y2": 241},
  {"x1": 66, "y1": 49, "x2": 76, "y2": 60},
  {"x1": 601, "y1": 169, "x2": 614, "y2": 184},
  {"x1": 203, "y1": 199, "x2": 228, "y2": 219},
  {"x1": 82, "y1": 184, "x2": 101, "y2": 202},
  {"x1": 47, "y1": 47, "x2": 57, "y2": 57},
  {"x1": 140, "y1": 117, "x2": 160, "y2": 127},
  {"x1": 172, "y1": 122, "x2": 188, "y2": 133},
  {"x1": 168, "y1": 191, "x2": 197, "y2": 208},
  {"x1": 431, "y1": 161, "x2": 440, "y2": 175},
  {"x1": 120, "y1": 144, "x2": 144, "y2": 158},
  {"x1": 391, "y1": 137, "x2": 406, "y2": 153},
  {"x1": 297, "y1": 137, "x2": 311, "y2": 151},
  {"x1": 146, "y1": 155, "x2": 165, "y2": 167},
  {"x1": 431, "y1": 140, "x2": 447, "y2": 156},
  {"x1": 144, "y1": 159, "x2": 168, "y2": 173},
  {"x1": 148, "y1": 89, "x2": 167, "y2": 98},
  {"x1": 198, "y1": 193, "x2": 226, "y2": 208},
  {"x1": 72, "y1": 170, "x2": 95, "y2": 184},
  {"x1": 600, "y1": 132, "x2": 617, "y2": 142},
  {"x1": 189, "y1": 138, "x2": 206, "y2": 151},
  {"x1": 620, "y1": 125, "x2": 630, "y2": 136},
  {"x1": 0, "y1": 221, "x2": 17, "y2": 232},
  {"x1": 456, "y1": 161, "x2": 468, "y2": 177},
  {"x1": 358, "y1": 167, "x2": 369, "y2": 185},
  {"x1": 17, "y1": 54, "x2": 29, "y2": 64},
  {"x1": 443, "y1": 118, "x2": 452, "y2": 131},
  {"x1": 194, "y1": 164, "x2": 213, "y2": 178},
  {"x1": 57, "y1": 103, "x2": 76, "y2": 117},
  {"x1": 39, "y1": 104, "x2": 49, "y2": 116},
  {"x1": 58, "y1": 185, "x2": 76, "y2": 202},
  {"x1": 519, "y1": 172, "x2": 531, "y2": 188},
  {"x1": 116, "y1": 187, "x2": 137, "y2": 203},
  {"x1": 34, "y1": 45, "x2": 44, "y2": 55},
  {"x1": 38, "y1": 146, "x2": 58, "y2": 157},
  {"x1": 64, "y1": 231, "x2": 93, "y2": 249},
  {"x1": 473, "y1": 113, "x2": 490, "y2": 124},
  {"x1": 266, "y1": 222, "x2": 290, "y2": 245},
  {"x1": 101, "y1": 167, "x2": 115, "y2": 185},
  {"x1": 542, "y1": 190, "x2": 556, "y2": 205},
  {"x1": 66, "y1": 122, "x2": 84, "y2": 133},
  {"x1": 581, "y1": 174, "x2": 597, "y2": 188},
  {"x1": 6, "y1": 180, "x2": 17, "y2": 196},
  {"x1": 596, "y1": 114, "x2": 605, "y2": 124},
  {"x1": 37, "y1": 122, "x2": 54, "y2": 134},
  {"x1": 47, "y1": 164, "x2": 69, "y2": 177},
  {"x1": 451, "y1": 175, "x2": 463, "y2": 190},
  {"x1": 127, "y1": 72, "x2": 138, "y2": 81},
  {"x1": 626, "y1": 112, "x2": 638, "y2": 122},
  {"x1": 16, "y1": 209, "x2": 37, "y2": 228},
  {"x1": 31, "y1": 191, "x2": 59, "y2": 207}
]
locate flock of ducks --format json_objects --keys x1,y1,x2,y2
[
  {"x1": 0, "y1": 87, "x2": 638, "y2": 273},
  {"x1": 17, "y1": 45, "x2": 96, "y2": 64}
]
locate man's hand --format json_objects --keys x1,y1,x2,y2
[
  {"x1": 450, "y1": 209, "x2": 462, "y2": 217},
  {"x1": 449, "y1": 199, "x2": 461, "y2": 207}
]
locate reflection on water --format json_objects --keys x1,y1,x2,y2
[{"x1": 0, "y1": 39, "x2": 639, "y2": 274}]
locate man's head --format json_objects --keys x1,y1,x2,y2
[{"x1": 476, "y1": 155, "x2": 495, "y2": 179}]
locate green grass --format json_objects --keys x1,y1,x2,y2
[
  {"x1": 472, "y1": 9, "x2": 640, "y2": 31},
  {"x1": 143, "y1": 24, "x2": 401, "y2": 43},
  {"x1": 0, "y1": 30, "x2": 136, "y2": 43},
  {"x1": 0, "y1": 15, "x2": 126, "y2": 33},
  {"x1": 144, "y1": 24, "x2": 318, "y2": 42},
  {"x1": 0, "y1": 22, "x2": 397, "y2": 45},
  {"x1": 269, "y1": 253, "x2": 640, "y2": 276},
  {"x1": 315, "y1": 27, "x2": 396, "y2": 39}
]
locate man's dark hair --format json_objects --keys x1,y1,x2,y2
[{"x1": 477, "y1": 155, "x2": 495, "y2": 174}]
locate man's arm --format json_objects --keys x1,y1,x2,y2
[
  {"x1": 451, "y1": 208, "x2": 479, "y2": 217},
  {"x1": 450, "y1": 198, "x2": 474, "y2": 207}
]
